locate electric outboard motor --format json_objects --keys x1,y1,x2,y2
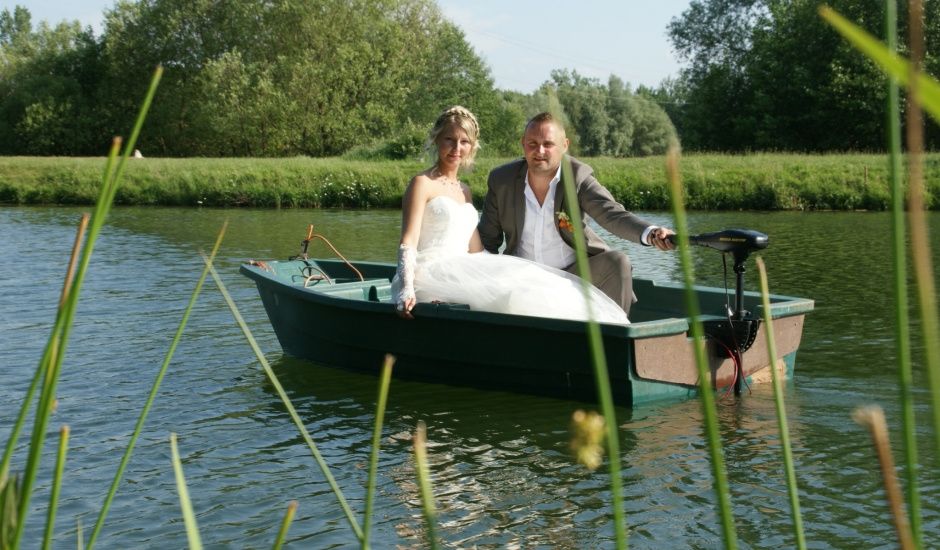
[
  {"x1": 670, "y1": 228, "x2": 769, "y2": 320},
  {"x1": 670, "y1": 229, "x2": 770, "y2": 394}
]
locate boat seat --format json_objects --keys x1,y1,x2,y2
[{"x1": 314, "y1": 279, "x2": 393, "y2": 302}]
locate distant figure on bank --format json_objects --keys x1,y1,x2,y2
[
  {"x1": 133, "y1": 149, "x2": 143, "y2": 159},
  {"x1": 478, "y1": 112, "x2": 676, "y2": 317}
]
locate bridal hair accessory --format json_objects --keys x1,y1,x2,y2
[
  {"x1": 396, "y1": 244, "x2": 417, "y2": 310},
  {"x1": 557, "y1": 211, "x2": 574, "y2": 233}
]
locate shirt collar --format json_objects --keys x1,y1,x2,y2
[{"x1": 524, "y1": 165, "x2": 563, "y2": 190}]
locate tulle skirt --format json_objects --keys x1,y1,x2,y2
[{"x1": 404, "y1": 251, "x2": 629, "y2": 324}]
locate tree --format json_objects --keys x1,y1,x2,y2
[
  {"x1": 667, "y1": 0, "x2": 940, "y2": 151},
  {"x1": 517, "y1": 70, "x2": 674, "y2": 157},
  {"x1": 0, "y1": 8, "x2": 105, "y2": 154}
]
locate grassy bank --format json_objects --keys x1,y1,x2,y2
[{"x1": 0, "y1": 153, "x2": 937, "y2": 210}]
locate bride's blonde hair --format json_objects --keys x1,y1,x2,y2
[{"x1": 427, "y1": 105, "x2": 481, "y2": 170}]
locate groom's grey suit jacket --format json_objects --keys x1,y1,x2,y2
[{"x1": 478, "y1": 156, "x2": 651, "y2": 258}]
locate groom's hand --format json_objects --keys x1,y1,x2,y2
[{"x1": 650, "y1": 227, "x2": 676, "y2": 251}]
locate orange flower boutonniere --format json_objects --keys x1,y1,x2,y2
[{"x1": 557, "y1": 211, "x2": 574, "y2": 232}]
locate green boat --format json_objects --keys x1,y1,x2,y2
[{"x1": 240, "y1": 229, "x2": 813, "y2": 406}]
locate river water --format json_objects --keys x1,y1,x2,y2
[{"x1": 1, "y1": 205, "x2": 938, "y2": 548}]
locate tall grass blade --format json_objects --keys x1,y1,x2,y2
[
  {"x1": 1, "y1": 214, "x2": 86, "y2": 488},
  {"x1": 666, "y1": 147, "x2": 738, "y2": 549},
  {"x1": 558, "y1": 154, "x2": 627, "y2": 549},
  {"x1": 755, "y1": 259, "x2": 806, "y2": 549},
  {"x1": 12, "y1": 138, "x2": 119, "y2": 549},
  {"x1": 59, "y1": 215, "x2": 89, "y2": 309},
  {"x1": 852, "y1": 406, "x2": 915, "y2": 549},
  {"x1": 169, "y1": 434, "x2": 203, "y2": 550},
  {"x1": 1, "y1": 474, "x2": 20, "y2": 549},
  {"x1": 362, "y1": 355, "x2": 395, "y2": 550},
  {"x1": 41, "y1": 426, "x2": 69, "y2": 550},
  {"x1": 11, "y1": 66, "x2": 162, "y2": 548},
  {"x1": 884, "y1": 0, "x2": 921, "y2": 542},
  {"x1": 413, "y1": 421, "x2": 440, "y2": 550},
  {"x1": 271, "y1": 501, "x2": 297, "y2": 550},
  {"x1": 206, "y1": 261, "x2": 364, "y2": 541},
  {"x1": 830, "y1": 0, "x2": 940, "y2": 469},
  {"x1": 86, "y1": 222, "x2": 228, "y2": 549}
]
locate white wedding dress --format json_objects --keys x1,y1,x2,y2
[{"x1": 393, "y1": 195, "x2": 629, "y2": 324}]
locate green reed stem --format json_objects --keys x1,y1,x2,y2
[
  {"x1": 886, "y1": 0, "x2": 921, "y2": 543},
  {"x1": 42, "y1": 426, "x2": 69, "y2": 550},
  {"x1": 666, "y1": 148, "x2": 737, "y2": 549},
  {"x1": 558, "y1": 155, "x2": 627, "y2": 549},
  {"x1": 11, "y1": 66, "x2": 161, "y2": 549},
  {"x1": 86, "y1": 222, "x2": 227, "y2": 549},
  {"x1": 169, "y1": 433, "x2": 203, "y2": 550},
  {"x1": 1, "y1": 214, "x2": 87, "y2": 489},
  {"x1": 1, "y1": 473, "x2": 20, "y2": 549},
  {"x1": 272, "y1": 501, "x2": 297, "y2": 550},
  {"x1": 755, "y1": 259, "x2": 806, "y2": 549},
  {"x1": 413, "y1": 421, "x2": 440, "y2": 550},
  {"x1": 12, "y1": 139, "x2": 119, "y2": 549},
  {"x1": 903, "y1": 0, "x2": 940, "y2": 473},
  {"x1": 207, "y1": 262, "x2": 365, "y2": 542},
  {"x1": 362, "y1": 355, "x2": 395, "y2": 550}
]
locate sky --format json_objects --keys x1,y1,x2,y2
[{"x1": 8, "y1": 0, "x2": 692, "y2": 93}]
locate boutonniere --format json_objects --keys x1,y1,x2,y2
[{"x1": 557, "y1": 211, "x2": 574, "y2": 232}]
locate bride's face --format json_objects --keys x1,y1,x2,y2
[{"x1": 436, "y1": 124, "x2": 473, "y2": 170}]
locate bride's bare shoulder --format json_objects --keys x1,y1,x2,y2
[{"x1": 409, "y1": 170, "x2": 437, "y2": 189}]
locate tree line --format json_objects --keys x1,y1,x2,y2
[
  {"x1": 1, "y1": 0, "x2": 936, "y2": 158},
  {"x1": 655, "y1": 0, "x2": 940, "y2": 152},
  {"x1": 0, "y1": 0, "x2": 675, "y2": 158}
]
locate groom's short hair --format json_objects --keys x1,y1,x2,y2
[{"x1": 526, "y1": 112, "x2": 566, "y2": 138}]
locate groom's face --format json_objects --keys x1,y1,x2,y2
[{"x1": 522, "y1": 121, "x2": 569, "y2": 177}]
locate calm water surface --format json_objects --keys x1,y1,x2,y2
[{"x1": 1, "y1": 206, "x2": 938, "y2": 548}]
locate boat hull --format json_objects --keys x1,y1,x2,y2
[{"x1": 241, "y1": 259, "x2": 813, "y2": 405}]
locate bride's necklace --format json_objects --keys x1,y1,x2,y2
[{"x1": 432, "y1": 167, "x2": 461, "y2": 188}]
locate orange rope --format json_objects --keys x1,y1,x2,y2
[{"x1": 299, "y1": 223, "x2": 365, "y2": 282}]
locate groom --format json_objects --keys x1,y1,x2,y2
[{"x1": 478, "y1": 112, "x2": 675, "y2": 317}]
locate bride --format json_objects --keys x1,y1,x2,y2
[{"x1": 392, "y1": 106, "x2": 628, "y2": 325}]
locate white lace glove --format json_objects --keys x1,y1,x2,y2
[{"x1": 395, "y1": 244, "x2": 417, "y2": 311}]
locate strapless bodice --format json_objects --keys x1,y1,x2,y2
[{"x1": 416, "y1": 195, "x2": 478, "y2": 258}]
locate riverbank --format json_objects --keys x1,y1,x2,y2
[{"x1": 1, "y1": 154, "x2": 937, "y2": 210}]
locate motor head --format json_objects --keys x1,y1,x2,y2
[
  {"x1": 687, "y1": 228, "x2": 768, "y2": 254},
  {"x1": 668, "y1": 228, "x2": 769, "y2": 265}
]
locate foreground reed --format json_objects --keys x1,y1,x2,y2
[
  {"x1": 0, "y1": 66, "x2": 162, "y2": 549},
  {"x1": 756, "y1": 259, "x2": 806, "y2": 549},
  {"x1": 821, "y1": 1, "x2": 939, "y2": 547},
  {"x1": 666, "y1": 148, "x2": 738, "y2": 549},
  {"x1": 557, "y1": 154, "x2": 628, "y2": 548}
]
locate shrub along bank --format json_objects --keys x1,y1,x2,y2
[{"x1": 0, "y1": 154, "x2": 937, "y2": 210}]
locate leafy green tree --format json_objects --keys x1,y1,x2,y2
[
  {"x1": 96, "y1": 0, "x2": 503, "y2": 157},
  {"x1": 668, "y1": 0, "x2": 939, "y2": 151},
  {"x1": 520, "y1": 70, "x2": 674, "y2": 157},
  {"x1": 0, "y1": 8, "x2": 104, "y2": 154}
]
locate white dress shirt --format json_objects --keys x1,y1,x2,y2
[
  {"x1": 517, "y1": 168, "x2": 576, "y2": 269},
  {"x1": 518, "y1": 168, "x2": 658, "y2": 269}
]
